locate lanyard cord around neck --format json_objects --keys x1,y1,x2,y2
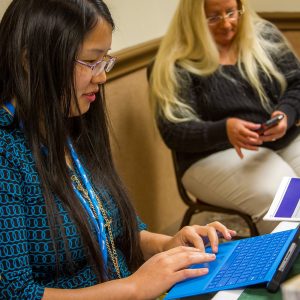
[{"x1": 68, "y1": 139, "x2": 108, "y2": 267}]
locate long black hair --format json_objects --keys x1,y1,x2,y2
[{"x1": 0, "y1": 0, "x2": 144, "y2": 281}]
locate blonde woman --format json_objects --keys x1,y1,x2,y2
[{"x1": 149, "y1": 0, "x2": 300, "y2": 234}]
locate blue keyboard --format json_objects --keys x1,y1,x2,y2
[{"x1": 206, "y1": 230, "x2": 291, "y2": 289}]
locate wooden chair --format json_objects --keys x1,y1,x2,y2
[{"x1": 171, "y1": 150, "x2": 259, "y2": 237}]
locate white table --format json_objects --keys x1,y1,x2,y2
[{"x1": 210, "y1": 221, "x2": 300, "y2": 300}]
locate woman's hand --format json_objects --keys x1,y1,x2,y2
[
  {"x1": 162, "y1": 221, "x2": 236, "y2": 254},
  {"x1": 259, "y1": 111, "x2": 287, "y2": 143},
  {"x1": 226, "y1": 118, "x2": 262, "y2": 159},
  {"x1": 127, "y1": 246, "x2": 216, "y2": 300}
]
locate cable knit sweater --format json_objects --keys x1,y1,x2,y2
[{"x1": 157, "y1": 50, "x2": 300, "y2": 176}]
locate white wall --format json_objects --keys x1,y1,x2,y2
[
  {"x1": 1, "y1": 0, "x2": 299, "y2": 52},
  {"x1": 105, "y1": 0, "x2": 180, "y2": 52}
]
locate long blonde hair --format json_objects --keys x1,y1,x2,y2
[{"x1": 149, "y1": 0, "x2": 293, "y2": 123}]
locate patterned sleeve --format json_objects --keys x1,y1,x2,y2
[
  {"x1": 0, "y1": 154, "x2": 45, "y2": 300},
  {"x1": 136, "y1": 215, "x2": 147, "y2": 231}
]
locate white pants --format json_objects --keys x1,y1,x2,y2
[{"x1": 182, "y1": 135, "x2": 300, "y2": 234}]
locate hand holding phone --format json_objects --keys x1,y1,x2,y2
[{"x1": 256, "y1": 114, "x2": 284, "y2": 135}]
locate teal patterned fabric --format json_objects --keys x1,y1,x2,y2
[{"x1": 0, "y1": 107, "x2": 147, "y2": 299}]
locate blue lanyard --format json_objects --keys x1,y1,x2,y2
[
  {"x1": 68, "y1": 139, "x2": 108, "y2": 266},
  {"x1": 3, "y1": 101, "x2": 15, "y2": 116}
]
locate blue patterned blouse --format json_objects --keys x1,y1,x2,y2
[{"x1": 0, "y1": 107, "x2": 147, "y2": 299}]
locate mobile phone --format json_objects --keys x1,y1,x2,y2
[{"x1": 256, "y1": 114, "x2": 284, "y2": 134}]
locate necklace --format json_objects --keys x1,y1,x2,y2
[{"x1": 71, "y1": 174, "x2": 121, "y2": 279}]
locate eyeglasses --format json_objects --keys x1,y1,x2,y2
[
  {"x1": 75, "y1": 55, "x2": 116, "y2": 76},
  {"x1": 206, "y1": 8, "x2": 244, "y2": 26}
]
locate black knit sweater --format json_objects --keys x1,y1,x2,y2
[{"x1": 157, "y1": 51, "x2": 300, "y2": 177}]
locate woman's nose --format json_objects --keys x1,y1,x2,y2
[
  {"x1": 220, "y1": 17, "x2": 232, "y2": 28},
  {"x1": 92, "y1": 71, "x2": 107, "y2": 85}
]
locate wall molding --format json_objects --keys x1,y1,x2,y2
[
  {"x1": 260, "y1": 12, "x2": 300, "y2": 30},
  {"x1": 108, "y1": 12, "x2": 300, "y2": 82},
  {"x1": 108, "y1": 38, "x2": 160, "y2": 81}
]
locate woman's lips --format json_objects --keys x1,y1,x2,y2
[{"x1": 83, "y1": 92, "x2": 96, "y2": 102}]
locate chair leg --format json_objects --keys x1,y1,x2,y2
[
  {"x1": 180, "y1": 206, "x2": 198, "y2": 228},
  {"x1": 240, "y1": 214, "x2": 259, "y2": 237}
]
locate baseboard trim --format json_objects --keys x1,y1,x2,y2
[{"x1": 108, "y1": 12, "x2": 300, "y2": 82}]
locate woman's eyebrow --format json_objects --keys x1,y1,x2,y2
[{"x1": 85, "y1": 48, "x2": 111, "y2": 55}]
